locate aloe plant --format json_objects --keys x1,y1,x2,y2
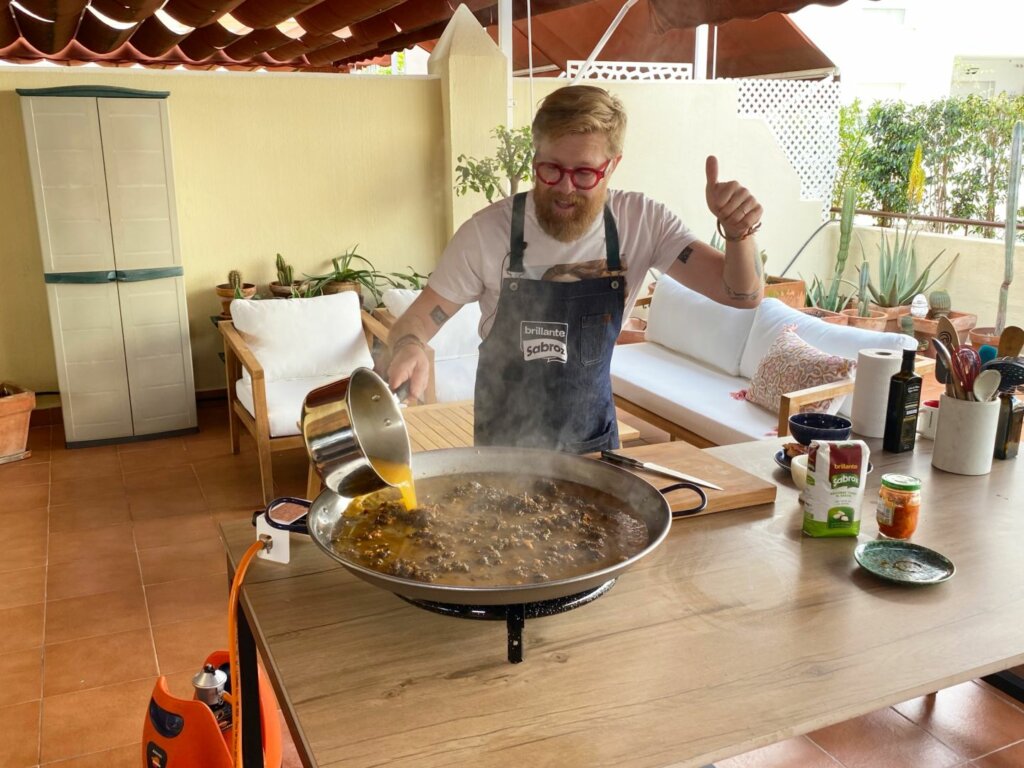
[
  {"x1": 864, "y1": 227, "x2": 958, "y2": 308},
  {"x1": 858, "y1": 262, "x2": 872, "y2": 317},
  {"x1": 306, "y1": 246, "x2": 388, "y2": 306}
]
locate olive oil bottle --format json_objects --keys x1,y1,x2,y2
[{"x1": 883, "y1": 348, "x2": 922, "y2": 453}]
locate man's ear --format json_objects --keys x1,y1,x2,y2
[{"x1": 609, "y1": 154, "x2": 624, "y2": 177}]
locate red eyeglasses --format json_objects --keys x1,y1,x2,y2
[{"x1": 533, "y1": 158, "x2": 612, "y2": 190}]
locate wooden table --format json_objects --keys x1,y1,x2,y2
[{"x1": 226, "y1": 438, "x2": 1024, "y2": 768}]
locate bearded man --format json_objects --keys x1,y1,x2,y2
[{"x1": 386, "y1": 85, "x2": 763, "y2": 453}]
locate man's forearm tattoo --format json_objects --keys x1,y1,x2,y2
[
  {"x1": 722, "y1": 277, "x2": 760, "y2": 302},
  {"x1": 677, "y1": 245, "x2": 693, "y2": 265},
  {"x1": 429, "y1": 305, "x2": 450, "y2": 328}
]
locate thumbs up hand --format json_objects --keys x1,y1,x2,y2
[{"x1": 705, "y1": 155, "x2": 762, "y2": 241}]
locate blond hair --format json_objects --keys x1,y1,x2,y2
[{"x1": 532, "y1": 85, "x2": 627, "y2": 157}]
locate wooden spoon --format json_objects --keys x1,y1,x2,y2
[
  {"x1": 997, "y1": 325, "x2": 1024, "y2": 359},
  {"x1": 972, "y1": 369, "x2": 1002, "y2": 402}
]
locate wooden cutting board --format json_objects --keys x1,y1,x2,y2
[{"x1": 602, "y1": 441, "x2": 777, "y2": 517}]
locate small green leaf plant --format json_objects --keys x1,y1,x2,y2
[
  {"x1": 454, "y1": 125, "x2": 534, "y2": 203},
  {"x1": 306, "y1": 246, "x2": 389, "y2": 306}
]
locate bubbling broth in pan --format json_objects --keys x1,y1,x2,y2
[{"x1": 331, "y1": 472, "x2": 650, "y2": 587}]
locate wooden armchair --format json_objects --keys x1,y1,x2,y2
[{"x1": 220, "y1": 292, "x2": 393, "y2": 503}]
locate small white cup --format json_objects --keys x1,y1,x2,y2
[
  {"x1": 917, "y1": 402, "x2": 940, "y2": 440},
  {"x1": 932, "y1": 394, "x2": 1000, "y2": 475},
  {"x1": 790, "y1": 454, "x2": 809, "y2": 490}
]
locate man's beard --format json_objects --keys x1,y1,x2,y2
[{"x1": 534, "y1": 186, "x2": 606, "y2": 243}]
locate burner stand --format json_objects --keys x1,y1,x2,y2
[{"x1": 399, "y1": 580, "x2": 616, "y2": 663}]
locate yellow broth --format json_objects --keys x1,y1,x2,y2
[
  {"x1": 331, "y1": 473, "x2": 650, "y2": 587},
  {"x1": 370, "y1": 458, "x2": 417, "y2": 509}
]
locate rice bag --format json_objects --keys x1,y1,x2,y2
[{"x1": 801, "y1": 440, "x2": 870, "y2": 538}]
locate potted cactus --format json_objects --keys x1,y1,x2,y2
[
  {"x1": 215, "y1": 270, "x2": 257, "y2": 318},
  {"x1": 269, "y1": 254, "x2": 303, "y2": 298},
  {"x1": 842, "y1": 262, "x2": 887, "y2": 330},
  {"x1": 911, "y1": 289, "x2": 979, "y2": 356}
]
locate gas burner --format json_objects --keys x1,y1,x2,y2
[{"x1": 398, "y1": 580, "x2": 616, "y2": 663}]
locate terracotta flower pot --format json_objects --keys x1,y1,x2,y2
[
  {"x1": 0, "y1": 382, "x2": 35, "y2": 464},
  {"x1": 911, "y1": 312, "x2": 979, "y2": 357},
  {"x1": 268, "y1": 281, "x2": 302, "y2": 298},
  {"x1": 841, "y1": 308, "x2": 888, "y2": 331},
  {"x1": 764, "y1": 276, "x2": 806, "y2": 309},
  {"x1": 797, "y1": 307, "x2": 848, "y2": 325},
  {"x1": 968, "y1": 326, "x2": 1001, "y2": 349},
  {"x1": 215, "y1": 283, "x2": 257, "y2": 317},
  {"x1": 320, "y1": 280, "x2": 362, "y2": 297},
  {"x1": 870, "y1": 303, "x2": 912, "y2": 332}
]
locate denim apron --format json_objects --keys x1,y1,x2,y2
[{"x1": 474, "y1": 192, "x2": 625, "y2": 453}]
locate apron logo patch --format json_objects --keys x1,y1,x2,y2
[{"x1": 521, "y1": 321, "x2": 568, "y2": 363}]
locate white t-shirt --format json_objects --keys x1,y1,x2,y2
[{"x1": 428, "y1": 189, "x2": 698, "y2": 337}]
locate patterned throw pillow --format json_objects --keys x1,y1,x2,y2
[{"x1": 746, "y1": 326, "x2": 856, "y2": 414}]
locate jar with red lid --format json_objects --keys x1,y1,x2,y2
[{"x1": 876, "y1": 474, "x2": 922, "y2": 539}]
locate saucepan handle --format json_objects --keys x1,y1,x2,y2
[
  {"x1": 252, "y1": 496, "x2": 311, "y2": 534},
  {"x1": 659, "y1": 481, "x2": 708, "y2": 517}
]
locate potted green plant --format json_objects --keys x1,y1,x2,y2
[
  {"x1": 307, "y1": 246, "x2": 388, "y2": 307},
  {"x1": 799, "y1": 187, "x2": 858, "y2": 325},
  {"x1": 0, "y1": 382, "x2": 35, "y2": 465},
  {"x1": 215, "y1": 270, "x2": 256, "y2": 318},
  {"x1": 269, "y1": 254, "x2": 302, "y2": 298},
  {"x1": 842, "y1": 262, "x2": 888, "y2": 330},
  {"x1": 970, "y1": 120, "x2": 1023, "y2": 348},
  {"x1": 454, "y1": 125, "x2": 534, "y2": 203}
]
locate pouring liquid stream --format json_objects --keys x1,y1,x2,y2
[{"x1": 369, "y1": 458, "x2": 417, "y2": 509}]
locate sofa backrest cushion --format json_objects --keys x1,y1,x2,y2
[
  {"x1": 382, "y1": 289, "x2": 482, "y2": 361},
  {"x1": 230, "y1": 291, "x2": 374, "y2": 382},
  {"x1": 645, "y1": 275, "x2": 757, "y2": 376},
  {"x1": 739, "y1": 298, "x2": 912, "y2": 380}
]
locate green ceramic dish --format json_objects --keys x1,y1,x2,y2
[{"x1": 854, "y1": 540, "x2": 956, "y2": 585}]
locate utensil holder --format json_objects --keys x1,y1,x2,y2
[{"x1": 931, "y1": 394, "x2": 999, "y2": 475}]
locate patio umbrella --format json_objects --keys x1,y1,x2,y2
[{"x1": 0, "y1": 0, "x2": 852, "y2": 72}]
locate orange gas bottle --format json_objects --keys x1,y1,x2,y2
[{"x1": 142, "y1": 650, "x2": 282, "y2": 768}]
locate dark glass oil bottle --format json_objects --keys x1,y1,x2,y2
[
  {"x1": 994, "y1": 391, "x2": 1023, "y2": 460},
  {"x1": 884, "y1": 348, "x2": 922, "y2": 453}
]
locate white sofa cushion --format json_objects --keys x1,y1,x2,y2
[
  {"x1": 235, "y1": 374, "x2": 341, "y2": 438},
  {"x1": 740, "y1": 299, "x2": 912, "y2": 380},
  {"x1": 382, "y1": 289, "x2": 482, "y2": 361},
  {"x1": 645, "y1": 276, "x2": 756, "y2": 376},
  {"x1": 435, "y1": 357, "x2": 479, "y2": 403},
  {"x1": 611, "y1": 342, "x2": 779, "y2": 445},
  {"x1": 230, "y1": 292, "x2": 373, "y2": 382}
]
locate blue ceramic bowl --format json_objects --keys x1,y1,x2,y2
[{"x1": 788, "y1": 412, "x2": 852, "y2": 446}]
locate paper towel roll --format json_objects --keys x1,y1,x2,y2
[{"x1": 851, "y1": 348, "x2": 903, "y2": 438}]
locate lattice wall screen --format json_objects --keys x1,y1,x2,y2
[
  {"x1": 561, "y1": 62, "x2": 841, "y2": 204},
  {"x1": 564, "y1": 60, "x2": 693, "y2": 81},
  {"x1": 733, "y1": 78, "x2": 841, "y2": 204}
]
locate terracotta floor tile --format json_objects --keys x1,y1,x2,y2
[
  {"x1": 210, "y1": 506, "x2": 260, "y2": 524},
  {"x1": 122, "y1": 464, "x2": 199, "y2": 493},
  {"x1": 132, "y1": 511, "x2": 218, "y2": 550},
  {"x1": 715, "y1": 735, "x2": 842, "y2": 767},
  {"x1": 2, "y1": 515, "x2": 48, "y2": 572},
  {"x1": 7, "y1": 482, "x2": 49, "y2": 510},
  {"x1": 138, "y1": 538, "x2": 226, "y2": 585},
  {"x1": 973, "y1": 740, "x2": 1024, "y2": 767},
  {"x1": 0, "y1": 565, "x2": 45, "y2": 610},
  {"x1": 49, "y1": 444, "x2": 118, "y2": 464},
  {"x1": 0, "y1": 699, "x2": 40, "y2": 767},
  {"x1": 48, "y1": 524, "x2": 135, "y2": 565},
  {"x1": 808, "y1": 707, "x2": 965, "y2": 768},
  {"x1": 0, "y1": 603, "x2": 44, "y2": 654},
  {"x1": 980, "y1": 678, "x2": 1024, "y2": 714},
  {"x1": 40, "y1": 677, "x2": 154, "y2": 763},
  {"x1": 152, "y1": 615, "x2": 227, "y2": 675},
  {"x1": 43, "y1": 628, "x2": 156, "y2": 697},
  {"x1": 47, "y1": 553, "x2": 142, "y2": 602},
  {"x1": 184, "y1": 435, "x2": 251, "y2": 461},
  {"x1": 27, "y1": 425, "x2": 51, "y2": 451},
  {"x1": 48, "y1": 498, "x2": 132, "y2": 534},
  {"x1": 42, "y1": 743, "x2": 140, "y2": 767},
  {"x1": 894, "y1": 681, "x2": 1024, "y2": 759},
  {"x1": 0, "y1": 460, "x2": 50, "y2": 487},
  {"x1": 146, "y1": 573, "x2": 228, "y2": 626},
  {"x1": 128, "y1": 486, "x2": 208, "y2": 521},
  {"x1": 49, "y1": 449, "x2": 122, "y2": 482},
  {"x1": 49, "y1": 475, "x2": 125, "y2": 507},
  {"x1": 117, "y1": 439, "x2": 192, "y2": 471},
  {"x1": 0, "y1": 647, "x2": 43, "y2": 707},
  {"x1": 45, "y1": 588, "x2": 149, "y2": 644}
]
